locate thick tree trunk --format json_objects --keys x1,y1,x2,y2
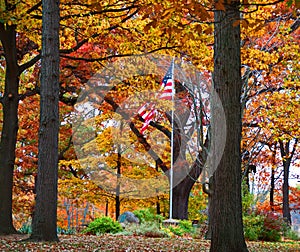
[
  {"x1": 172, "y1": 177, "x2": 194, "y2": 219},
  {"x1": 209, "y1": 2, "x2": 248, "y2": 251},
  {"x1": 282, "y1": 166, "x2": 291, "y2": 224},
  {"x1": 171, "y1": 151, "x2": 204, "y2": 220},
  {"x1": 29, "y1": 0, "x2": 60, "y2": 242},
  {"x1": 279, "y1": 140, "x2": 293, "y2": 225},
  {"x1": 0, "y1": 24, "x2": 19, "y2": 235}
]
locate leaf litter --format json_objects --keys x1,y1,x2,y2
[{"x1": 0, "y1": 234, "x2": 299, "y2": 251}]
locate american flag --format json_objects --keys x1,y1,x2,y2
[
  {"x1": 137, "y1": 61, "x2": 174, "y2": 134},
  {"x1": 138, "y1": 103, "x2": 155, "y2": 134},
  {"x1": 159, "y1": 62, "x2": 174, "y2": 100}
]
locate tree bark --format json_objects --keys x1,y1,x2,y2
[
  {"x1": 171, "y1": 149, "x2": 205, "y2": 219},
  {"x1": 29, "y1": 0, "x2": 60, "y2": 241},
  {"x1": 172, "y1": 178, "x2": 193, "y2": 219},
  {"x1": 270, "y1": 166, "x2": 275, "y2": 211},
  {"x1": 209, "y1": 1, "x2": 248, "y2": 251},
  {"x1": 270, "y1": 147, "x2": 276, "y2": 211},
  {"x1": 0, "y1": 24, "x2": 19, "y2": 235},
  {"x1": 116, "y1": 149, "x2": 121, "y2": 220},
  {"x1": 279, "y1": 140, "x2": 297, "y2": 225}
]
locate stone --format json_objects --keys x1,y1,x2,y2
[{"x1": 118, "y1": 211, "x2": 140, "y2": 225}]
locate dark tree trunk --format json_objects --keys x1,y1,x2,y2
[
  {"x1": 269, "y1": 145, "x2": 277, "y2": 211},
  {"x1": 155, "y1": 162, "x2": 161, "y2": 215},
  {"x1": 115, "y1": 195, "x2": 120, "y2": 221},
  {"x1": 270, "y1": 166, "x2": 275, "y2": 211},
  {"x1": 105, "y1": 199, "x2": 109, "y2": 216},
  {"x1": 172, "y1": 177, "x2": 194, "y2": 219},
  {"x1": 29, "y1": 0, "x2": 60, "y2": 242},
  {"x1": 279, "y1": 140, "x2": 297, "y2": 225},
  {"x1": 156, "y1": 196, "x2": 161, "y2": 215},
  {"x1": 171, "y1": 152, "x2": 204, "y2": 220},
  {"x1": 0, "y1": 24, "x2": 19, "y2": 235},
  {"x1": 209, "y1": 1, "x2": 248, "y2": 251},
  {"x1": 116, "y1": 150, "x2": 121, "y2": 220}
]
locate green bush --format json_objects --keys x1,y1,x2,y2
[
  {"x1": 133, "y1": 208, "x2": 164, "y2": 223},
  {"x1": 243, "y1": 214, "x2": 264, "y2": 241},
  {"x1": 82, "y1": 216, "x2": 122, "y2": 235},
  {"x1": 284, "y1": 228, "x2": 300, "y2": 241},
  {"x1": 166, "y1": 220, "x2": 194, "y2": 237},
  {"x1": 178, "y1": 220, "x2": 193, "y2": 233},
  {"x1": 261, "y1": 228, "x2": 281, "y2": 242},
  {"x1": 121, "y1": 221, "x2": 169, "y2": 238},
  {"x1": 168, "y1": 225, "x2": 184, "y2": 236},
  {"x1": 243, "y1": 211, "x2": 287, "y2": 242}
]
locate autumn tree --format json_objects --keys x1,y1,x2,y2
[
  {"x1": 240, "y1": 0, "x2": 299, "y2": 224},
  {"x1": 0, "y1": 3, "x2": 41, "y2": 233},
  {"x1": 208, "y1": 1, "x2": 299, "y2": 250},
  {"x1": 0, "y1": 1, "x2": 40, "y2": 234},
  {"x1": 0, "y1": 22, "x2": 20, "y2": 234},
  {"x1": 29, "y1": 0, "x2": 60, "y2": 241},
  {"x1": 0, "y1": 0, "x2": 190, "y2": 233},
  {"x1": 208, "y1": 0, "x2": 250, "y2": 251}
]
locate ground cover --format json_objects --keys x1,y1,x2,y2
[{"x1": 0, "y1": 234, "x2": 299, "y2": 251}]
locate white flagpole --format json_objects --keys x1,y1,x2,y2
[{"x1": 169, "y1": 58, "x2": 175, "y2": 220}]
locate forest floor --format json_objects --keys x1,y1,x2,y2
[{"x1": 0, "y1": 234, "x2": 299, "y2": 251}]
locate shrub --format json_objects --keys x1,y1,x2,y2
[
  {"x1": 243, "y1": 211, "x2": 287, "y2": 242},
  {"x1": 133, "y1": 208, "x2": 164, "y2": 223},
  {"x1": 166, "y1": 220, "x2": 194, "y2": 237},
  {"x1": 284, "y1": 228, "x2": 300, "y2": 241},
  {"x1": 121, "y1": 221, "x2": 169, "y2": 238},
  {"x1": 178, "y1": 220, "x2": 193, "y2": 233},
  {"x1": 260, "y1": 212, "x2": 287, "y2": 242},
  {"x1": 243, "y1": 214, "x2": 264, "y2": 241},
  {"x1": 82, "y1": 216, "x2": 122, "y2": 235},
  {"x1": 168, "y1": 225, "x2": 184, "y2": 236}
]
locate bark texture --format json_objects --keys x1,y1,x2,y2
[
  {"x1": 30, "y1": 0, "x2": 60, "y2": 241},
  {"x1": 279, "y1": 139, "x2": 298, "y2": 225},
  {"x1": 0, "y1": 24, "x2": 19, "y2": 235},
  {"x1": 209, "y1": 1, "x2": 248, "y2": 251}
]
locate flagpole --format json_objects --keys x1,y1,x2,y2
[{"x1": 169, "y1": 58, "x2": 175, "y2": 220}]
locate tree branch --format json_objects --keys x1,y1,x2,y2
[
  {"x1": 60, "y1": 46, "x2": 177, "y2": 62},
  {"x1": 26, "y1": 1, "x2": 42, "y2": 14},
  {"x1": 241, "y1": 0, "x2": 285, "y2": 7},
  {"x1": 18, "y1": 54, "x2": 41, "y2": 74},
  {"x1": 60, "y1": 5, "x2": 139, "y2": 20}
]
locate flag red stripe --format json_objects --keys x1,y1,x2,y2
[{"x1": 137, "y1": 62, "x2": 174, "y2": 134}]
